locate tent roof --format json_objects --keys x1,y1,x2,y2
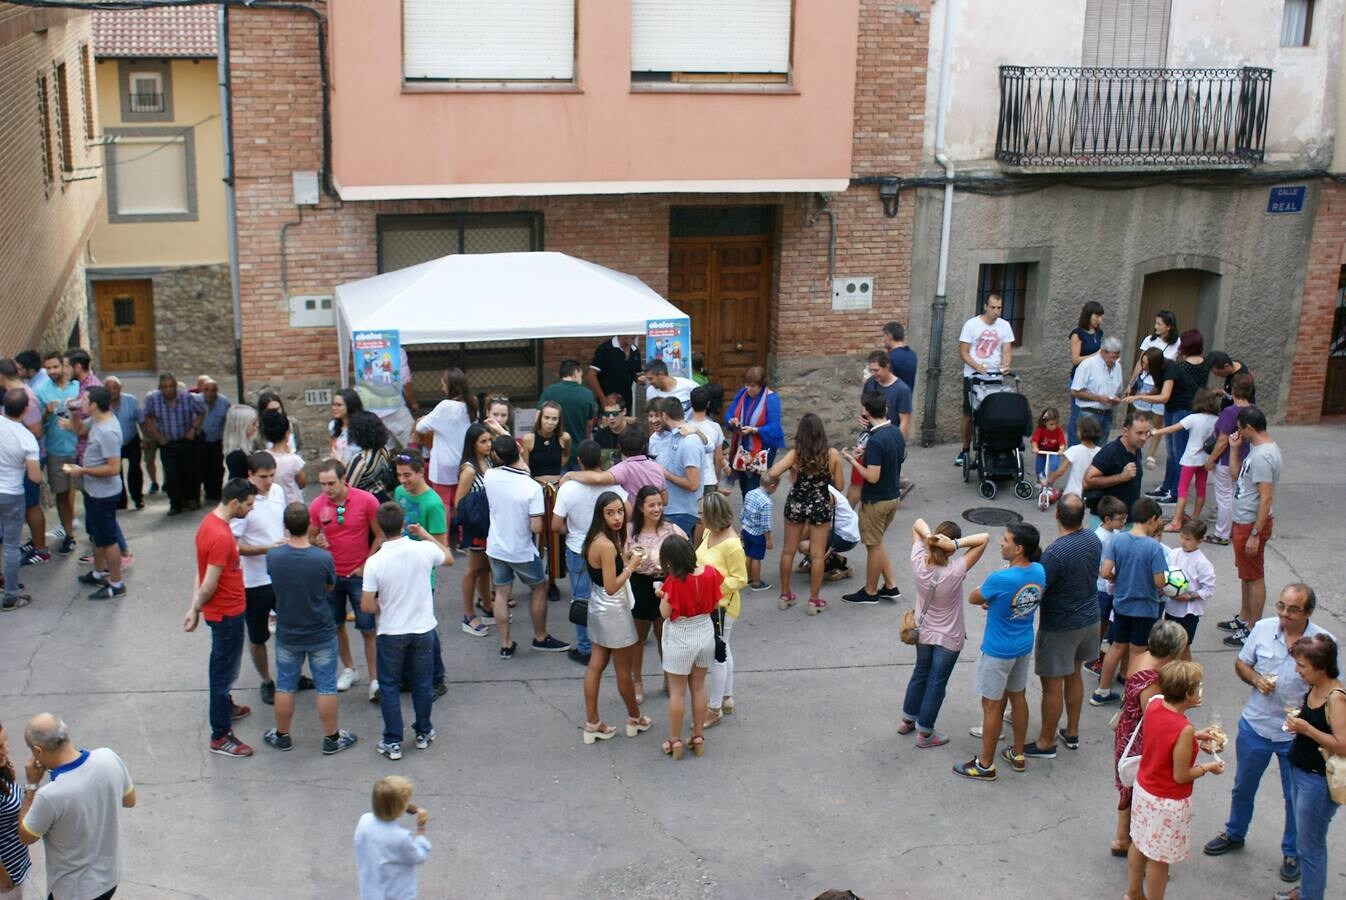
[{"x1": 334, "y1": 251, "x2": 686, "y2": 344}]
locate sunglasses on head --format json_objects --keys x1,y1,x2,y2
[{"x1": 394, "y1": 453, "x2": 417, "y2": 464}]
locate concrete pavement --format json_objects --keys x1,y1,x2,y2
[{"x1": 1, "y1": 425, "x2": 1343, "y2": 898}]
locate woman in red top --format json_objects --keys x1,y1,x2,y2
[
  {"x1": 657, "y1": 535, "x2": 720, "y2": 759},
  {"x1": 1126, "y1": 660, "x2": 1225, "y2": 900}
]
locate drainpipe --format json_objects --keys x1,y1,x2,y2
[
  {"x1": 921, "y1": 0, "x2": 958, "y2": 448},
  {"x1": 218, "y1": 5, "x2": 244, "y2": 402}
]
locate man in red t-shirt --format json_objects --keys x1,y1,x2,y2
[
  {"x1": 183, "y1": 477, "x2": 258, "y2": 758},
  {"x1": 308, "y1": 459, "x2": 384, "y2": 700}
]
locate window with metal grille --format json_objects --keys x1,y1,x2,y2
[
  {"x1": 129, "y1": 73, "x2": 164, "y2": 114},
  {"x1": 113, "y1": 298, "x2": 135, "y2": 326},
  {"x1": 37, "y1": 76, "x2": 53, "y2": 190},
  {"x1": 1281, "y1": 0, "x2": 1314, "y2": 46},
  {"x1": 1082, "y1": 0, "x2": 1171, "y2": 67},
  {"x1": 55, "y1": 63, "x2": 73, "y2": 173},
  {"x1": 976, "y1": 263, "x2": 1032, "y2": 349},
  {"x1": 376, "y1": 213, "x2": 544, "y2": 405},
  {"x1": 80, "y1": 45, "x2": 95, "y2": 140}
]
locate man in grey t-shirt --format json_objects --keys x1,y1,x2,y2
[
  {"x1": 65, "y1": 387, "x2": 128, "y2": 601},
  {"x1": 1225, "y1": 406, "x2": 1281, "y2": 646},
  {"x1": 18, "y1": 714, "x2": 135, "y2": 900}
]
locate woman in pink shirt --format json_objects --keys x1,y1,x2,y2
[{"x1": 898, "y1": 518, "x2": 990, "y2": 748}]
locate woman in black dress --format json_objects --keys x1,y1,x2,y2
[{"x1": 521, "y1": 401, "x2": 571, "y2": 602}]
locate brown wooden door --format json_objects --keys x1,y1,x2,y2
[
  {"x1": 1134, "y1": 269, "x2": 1201, "y2": 368},
  {"x1": 667, "y1": 236, "x2": 771, "y2": 383},
  {"x1": 93, "y1": 280, "x2": 155, "y2": 371}
]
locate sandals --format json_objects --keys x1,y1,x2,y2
[
  {"x1": 662, "y1": 738, "x2": 684, "y2": 760},
  {"x1": 625, "y1": 715, "x2": 651, "y2": 737},
  {"x1": 778, "y1": 592, "x2": 797, "y2": 610},
  {"x1": 689, "y1": 735, "x2": 705, "y2": 757},
  {"x1": 806, "y1": 597, "x2": 827, "y2": 616},
  {"x1": 582, "y1": 722, "x2": 617, "y2": 745},
  {"x1": 1163, "y1": 519, "x2": 1184, "y2": 533},
  {"x1": 702, "y1": 709, "x2": 724, "y2": 729},
  {"x1": 795, "y1": 559, "x2": 811, "y2": 573},
  {"x1": 1204, "y1": 535, "x2": 1231, "y2": 545},
  {"x1": 825, "y1": 568, "x2": 851, "y2": 582}
]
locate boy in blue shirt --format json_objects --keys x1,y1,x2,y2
[
  {"x1": 1092, "y1": 497, "x2": 1168, "y2": 705},
  {"x1": 954, "y1": 523, "x2": 1046, "y2": 781}
]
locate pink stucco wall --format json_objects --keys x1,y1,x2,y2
[{"x1": 329, "y1": 0, "x2": 860, "y2": 195}]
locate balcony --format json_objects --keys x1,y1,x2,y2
[{"x1": 995, "y1": 66, "x2": 1272, "y2": 168}]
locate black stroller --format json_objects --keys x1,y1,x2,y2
[{"x1": 963, "y1": 373, "x2": 1036, "y2": 501}]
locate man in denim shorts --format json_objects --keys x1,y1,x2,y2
[
  {"x1": 483, "y1": 436, "x2": 570, "y2": 660},
  {"x1": 262, "y1": 502, "x2": 356, "y2": 755}
]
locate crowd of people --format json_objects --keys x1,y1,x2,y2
[{"x1": 0, "y1": 309, "x2": 1338, "y2": 900}]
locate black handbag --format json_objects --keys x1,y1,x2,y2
[
  {"x1": 568, "y1": 598, "x2": 588, "y2": 628},
  {"x1": 1201, "y1": 432, "x2": 1219, "y2": 455},
  {"x1": 711, "y1": 608, "x2": 727, "y2": 663}
]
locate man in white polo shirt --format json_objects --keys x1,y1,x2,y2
[
  {"x1": 1070, "y1": 336, "x2": 1124, "y2": 444},
  {"x1": 483, "y1": 435, "x2": 571, "y2": 660}
]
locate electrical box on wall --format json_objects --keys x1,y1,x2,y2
[
  {"x1": 303, "y1": 389, "x2": 333, "y2": 406},
  {"x1": 832, "y1": 277, "x2": 874, "y2": 311},
  {"x1": 292, "y1": 170, "x2": 319, "y2": 206},
  {"x1": 289, "y1": 294, "x2": 334, "y2": 327}
]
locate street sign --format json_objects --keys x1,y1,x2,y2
[{"x1": 1267, "y1": 186, "x2": 1306, "y2": 214}]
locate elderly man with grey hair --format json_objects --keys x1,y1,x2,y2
[
  {"x1": 1069, "y1": 335, "x2": 1125, "y2": 444},
  {"x1": 104, "y1": 376, "x2": 145, "y2": 511},
  {"x1": 17, "y1": 714, "x2": 134, "y2": 900}
]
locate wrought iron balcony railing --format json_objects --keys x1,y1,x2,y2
[{"x1": 995, "y1": 66, "x2": 1272, "y2": 168}]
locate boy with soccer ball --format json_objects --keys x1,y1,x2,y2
[{"x1": 1162, "y1": 519, "x2": 1216, "y2": 659}]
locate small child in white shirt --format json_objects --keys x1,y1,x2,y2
[
  {"x1": 1163, "y1": 519, "x2": 1216, "y2": 660},
  {"x1": 1087, "y1": 495, "x2": 1129, "y2": 676}
]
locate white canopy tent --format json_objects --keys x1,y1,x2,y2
[{"x1": 334, "y1": 251, "x2": 687, "y2": 384}]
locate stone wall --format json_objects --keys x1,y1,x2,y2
[
  {"x1": 151, "y1": 263, "x2": 235, "y2": 381},
  {"x1": 41, "y1": 256, "x2": 90, "y2": 352}
]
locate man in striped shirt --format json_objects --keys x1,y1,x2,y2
[{"x1": 142, "y1": 373, "x2": 204, "y2": 517}]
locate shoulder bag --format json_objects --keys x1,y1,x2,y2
[
  {"x1": 1117, "y1": 695, "x2": 1163, "y2": 788},
  {"x1": 1319, "y1": 689, "x2": 1346, "y2": 804},
  {"x1": 899, "y1": 607, "x2": 921, "y2": 646}
]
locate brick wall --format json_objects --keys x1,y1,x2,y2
[
  {"x1": 228, "y1": 1, "x2": 931, "y2": 442},
  {"x1": 0, "y1": 5, "x2": 101, "y2": 353},
  {"x1": 1285, "y1": 179, "x2": 1346, "y2": 423}
]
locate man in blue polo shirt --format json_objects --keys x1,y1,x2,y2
[{"x1": 657, "y1": 398, "x2": 702, "y2": 537}]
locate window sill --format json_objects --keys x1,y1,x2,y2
[
  {"x1": 402, "y1": 81, "x2": 582, "y2": 95},
  {"x1": 630, "y1": 82, "x2": 798, "y2": 95}
]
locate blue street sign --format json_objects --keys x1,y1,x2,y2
[{"x1": 1267, "y1": 185, "x2": 1306, "y2": 214}]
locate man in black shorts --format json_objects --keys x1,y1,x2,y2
[{"x1": 1083, "y1": 411, "x2": 1150, "y2": 521}]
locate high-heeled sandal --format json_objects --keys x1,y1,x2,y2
[
  {"x1": 778, "y1": 591, "x2": 797, "y2": 610},
  {"x1": 721, "y1": 696, "x2": 735, "y2": 714},
  {"x1": 582, "y1": 722, "x2": 616, "y2": 745},
  {"x1": 806, "y1": 597, "x2": 827, "y2": 615},
  {"x1": 626, "y1": 715, "x2": 651, "y2": 737},
  {"x1": 662, "y1": 738, "x2": 684, "y2": 760},
  {"x1": 689, "y1": 735, "x2": 705, "y2": 757},
  {"x1": 702, "y1": 708, "x2": 724, "y2": 729},
  {"x1": 632, "y1": 679, "x2": 645, "y2": 705}
]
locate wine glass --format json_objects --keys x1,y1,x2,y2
[
  {"x1": 1205, "y1": 713, "x2": 1226, "y2": 761},
  {"x1": 1282, "y1": 703, "x2": 1302, "y2": 733}
]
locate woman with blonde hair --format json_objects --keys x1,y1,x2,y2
[
  {"x1": 697, "y1": 493, "x2": 748, "y2": 727},
  {"x1": 898, "y1": 518, "x2": 990, "y2": 748},
  {"x1": 354, "y1": 775, "x2": 431, "y2": 900},
  {"x1": 222, "y1": 405, "x2": 259, "y2": 481},
  {"x1": 1126, "y1": 660, "x2": 1224, "y2": 900}
]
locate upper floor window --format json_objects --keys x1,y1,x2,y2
[
  {"x1": 105, "y1": 127, "x2": 197, "y2": 223},
  {"x1": 1082, "y1": 0, "x2": 1171, "y2": 67},
  {"x1": 631, "y1": 0, "x2": 793, "y2": 84},
  {"x1": 118, "y1": 61, "x2": 172, "y2": 121},
  {"x1": 55, "y1": 62, "x2": 74, "y2": 173},
  {"x1": 79, "y1": 44, "x2": 96, "y2": 140},
  {"x1": 976, "y1": 262, "x2": 1035, "y2": 351},
  {"x1": 1281, "y1": 0, "x2": 1314, "y2": 46},
  {"x1": 37, "y1": 76, "x2": 53, "y2": 191},
  {"x1": 403, "y1": 0, "x2": 575, "y2": 83}
]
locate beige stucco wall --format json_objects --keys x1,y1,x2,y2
[
  {"x1": 924, "y1": 0, "x2": 1343, "y2": 166},
  {"x1": 89, "y1": 57, "x2": 226, "y2": 266}
]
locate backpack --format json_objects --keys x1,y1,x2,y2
[{"x1": 456, "y1": 488, "x2": 490, "y2": 546}]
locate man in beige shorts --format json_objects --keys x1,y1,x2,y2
[{"x1": 841, "y1": 392, "x2": 905, "y2": 605}]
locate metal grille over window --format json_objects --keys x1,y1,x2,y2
[
  {"x1": 377, "y1": 214, "x2": 544, "y2": 404},
  {"x1": 112, "y1": 298, "x2": 135, "y2": 327},
  {"x1": 977, "y1": 263, "x2": 1031, "y2": 347},
  {"x1": 37, "y1": 76, "x2": 53, "y2": 190}
]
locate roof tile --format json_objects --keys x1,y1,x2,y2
[{"x1": 93, "y1": 4, "x2": 218, "y2": 58}]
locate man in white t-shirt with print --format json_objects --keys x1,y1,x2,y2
[
  {"x1": 643, "y1": 359, "x2": 697, "y2": 417},
  {"x1": 360, "y1": 501, "x2": 452, "y2": 760},
  {"x1": 483, "y1": 435, "x2": 571, "y2": 660},
  {"x1": 957, "y1": 293, "x2": 1015, "y2": 467}
]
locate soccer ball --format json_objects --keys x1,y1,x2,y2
[{"x1": 1162, "y1": 568, "x2": 1190, "y2": 599}]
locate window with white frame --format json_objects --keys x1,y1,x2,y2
[
  {"x1": 402, "y1": 0, "x2": 575, "y2": 82},
  {"x1": 631, "y1": 0, "x2": 793, "y2": 83},
  {"x1": 128, "y1": 72, "x2": 164, "y2": 113},
  {"x1": 1281, "y1": 0, "x2": 1314, "y2": 46},
  {"x1": 106, "y1": 128, "x2": 196, "y2": 222}
]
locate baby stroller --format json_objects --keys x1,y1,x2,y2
[{"x1": 963, "y1": 373, "x2": 1036, "y2": 501}]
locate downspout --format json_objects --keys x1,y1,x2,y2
[
  {"x1": 921, "y1": 0, "x2": 958, "y2": 448},
  {"x1": 218, "y1": 4, "x2": 244, "y2": 402}
]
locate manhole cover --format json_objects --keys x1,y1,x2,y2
[{"x1": 962, "y1": 507, "x2": 1024, "y2": 526}]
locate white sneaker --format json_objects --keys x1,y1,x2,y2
[
  {"x1": 336, "y1": 667, "x2": 357, "y2": 692},
  {"x1": 369, "y1": 680, "x2": 380, "y2": 703},
  {"x1": 969, "y1": 724, "x2": 1006, "y2": 740}
]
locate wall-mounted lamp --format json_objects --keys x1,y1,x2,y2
[{"x1": 878, "y1": 181, "x2": 900, "y2": 218}]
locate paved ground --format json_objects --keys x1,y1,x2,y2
[{"x1": 2, "y1": 425, "x2": 1343, "y2": 899}]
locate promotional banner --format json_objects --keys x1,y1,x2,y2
[
  {"x1": 645, "y1": 317, "x2": 692, "y2": 379},
  {"x1": 352, "y1": 329, "x2": 403, "y2": 412}
]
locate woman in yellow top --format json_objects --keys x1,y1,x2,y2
[{"x1": 696, "y1": 494, "x2": 748, "y2": 728}]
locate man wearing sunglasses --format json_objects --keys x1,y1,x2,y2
[
  {"x1": 592, "y1": 394, "x2": 628, "y2": 468},
  {"x1": 308, "y1": 459, "x2": 384, "y2": 700},
  {"x1": 1203, "y1": 583, "x2": 1334, "y2": 886}
]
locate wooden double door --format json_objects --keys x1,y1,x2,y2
[
  {"x1": 667, "y1": 236, "x2": 771, "y2": 384},
  {"x1": 93, "y1": 279, "x2": 156, "y2": 371}
]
